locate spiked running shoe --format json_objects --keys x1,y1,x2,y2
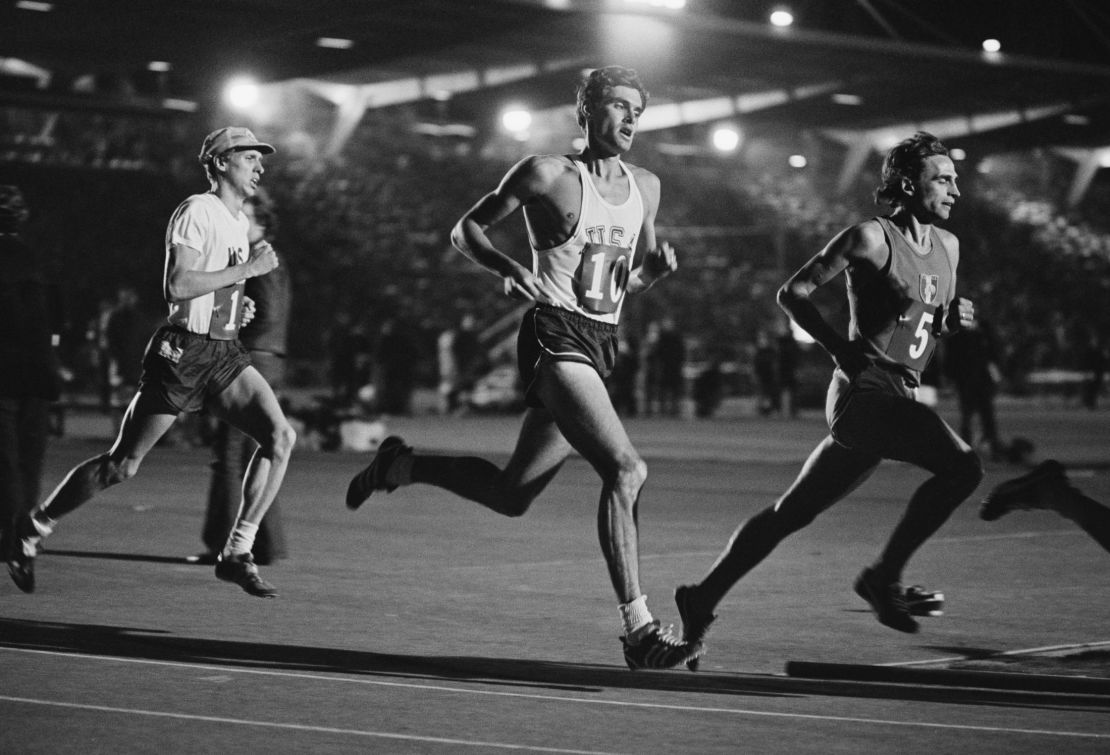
[
  {"x1": 7, "y1": 512, "x2": 48, "y2": 593},
  {"x1": 215, "y1": 553, "x2": 277, "y2": 598},
  {"x1": 980, "y1": 459, "x2": 1070, "y2": 522},
  {"x1": 346, "y1": 436, "x2": 412, "y2": 510},
  {"x1": 674, "y1": 584, "x2": 717, "y2": 671},
  {"x1": 853, "y1": 567, "x2": 919, "y2": 634},
  {"x1": 905, "y1": 585, "x2": 944, "y2": 617},
  {"x1": 4, "y1": 527, "x2": 34, "y2": 594},
  {"x1": 622, "y1": 620, "x2": 702, "y2": 670}
]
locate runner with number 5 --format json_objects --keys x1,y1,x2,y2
[
  {"x1": 9, "y1": 127, "x2": 295, "y2": 598},
  {"x1": 345, "y1": 66, "x2": 699, "y2": 670},
  {"x1": 674, "y1": 132, "x2": 983, "y2": 663}
]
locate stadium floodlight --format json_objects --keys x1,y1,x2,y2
[
  {"x1": 770, "y1": 8, "x2": 794, "y2": 27},
  {"x1": 223, "y1": 76, "x2": 260, "y2": 111},
  {"x1": 982, "y1": 38, "x2": 1001, "y2": 53},
  {"x1": 711, "y1": 125, "x2": 741, "y2": 153},
  {"x1": 501, "y1": 107, "x2": 532, "y2": 135},
  {"x1": 622, "y1": 0, "x2": 686, "y2": 10},
  {"x1": 788, "y1": 154, "x2": 807, "y2": 168}
]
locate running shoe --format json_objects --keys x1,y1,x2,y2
[
  {"x1": 979, "y1": 459, "x2": 1070, "y2": 521},
  {"x1": 621, "y1": 620, "x2": 702, "y2": 670},
  {"x1": 853, "y1": 567, "x2": 919, "y2": 634},
  {"x1": 6, "y1": 513, "x2": 48, "y2": 594},
  {"x1": 346, "y1": 436, "x2": 412, "y2": 510},
  {"x1": 215, "y1": 553, "x2": 277, "y2": 598},
  {"x1": 904, "y1": 585, "x2": 944, "y2": 617},
  {"x1": 674, "y1": 584, "x2": 717, "y2": 671}
]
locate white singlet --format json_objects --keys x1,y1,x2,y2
[
  {"x1": 163, "y1": 193, "x2": 249, "y2": 337},
  {"x1": 527, "y1": 158, "x2": 644, "y2": 325}
]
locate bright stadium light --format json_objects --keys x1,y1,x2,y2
[
  {"x1": 622, "y1": 0, "x2": 686, "y2": 10},
  {"x1": 982, "y1": 38, "x2": 1001, "y2": 53},
  {"x1": 788, "y1": 154, "x2": 807, "y2": 169},
  {"x1": 501, "y1": 107, "x2": 532, "y2": 138},
  {"x1": 770, "y1": 8, "x2": 794, "y2": 27},
  {"x1": 711, "y1": 125, "x2": 741, "y2": 153},
  {"x1": 223, "y1": 76, "x2": 260, "y2": 111}
]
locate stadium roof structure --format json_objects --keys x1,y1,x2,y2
[{"x1": 4, "y1": 0, "x2": 1110, "y2": 197}]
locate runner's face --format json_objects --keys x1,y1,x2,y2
[
  {"x1": 220, "y1": 149, "x2": 265, "y2": 199},
  {"x1": 909, "y1": 154, "x2": 959, "y2": 222},
  {"x1": 589, "y1": 85, "x2": 644, "y2": 155}
]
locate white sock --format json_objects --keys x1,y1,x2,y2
[
  {"x1": 619, "y1": 595, "x2": 654, "y2": 638},
  {"x1": 224, "y1": 520, "x2": 259, "y2": 557}
]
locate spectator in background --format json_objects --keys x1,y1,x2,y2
[
  {"x1": 451, "y1": 312, "x2": 486, "y2": 413},
  {"x1": 753, "y1": 329, "x2": 779, "y2": 416},
  {"x1": 654, "y1": 316, "x2": 686, "y2": 416},
  {"x1": 943, "y1": 317, "x2": 1003, "y2": 459},
  {"x1": 374, "y1": 314, "x2": 419, "y2": 415},
  {"x1": 104, "y1": 285, "x2": 145, "y2": 431},
  {"x1": 197, "y1": 191, "x2": 290, "y2": 565},
  {"x1": 1079, "y1": 330, "x2": 1105, "y2": 410},
  {"x1": 609, "y1": 330, "x2": 641, "y2": 417},
  {"x1": 0, "y1": 186, "x2": 62, "y2": 587},
  {"x1": 776, "y1": 324, "x2": 800, "y2": 418}
]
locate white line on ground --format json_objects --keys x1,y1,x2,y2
[
  {"x1": 0, "y1": 695, "x2": 619, "y2": 755},
  {"x1": 2, "y1": 647, "x2": 1107, "y2": 741},
  {"x1": 888, "y1": 640, "x2": 1110, "y2": 667}
]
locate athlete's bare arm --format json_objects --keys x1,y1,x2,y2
[
  {"x1": 164, "y1": 241, "x2": 278, "y2": 304},
  {"x1": 626, "y1": 167, "x2": 676, "y2": 295},
  {"x1": 777, "y1": 219, "x2": 887, "y2": 374},
  {"x1": 933, "y1": 229, "x2": 975, "y2": 334},
  {"x1": 450, "y1": 154, "x2": 575, "y2": 304}
]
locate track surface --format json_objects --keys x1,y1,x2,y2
[{"x1": 2, "y1": 400, "x2": 1108, "y2": 753}]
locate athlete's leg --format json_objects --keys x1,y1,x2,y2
[
  {"x1": 531, "y1": 361, "x2": 648, "y2": 604},
  {"x1": 407, "y1": 406, "x2": 573, "y2": 517},
  {"x1": 36, "y1": 390, "x2": 177, "y2": 522},
  {"x1": 209, "y1": 366, "x2": 295, "y2": 532},
  {"x1": 1055, "y1": 488, "x2": 1110, "y2": 553},
  {"x1": 862, "y1": 397, "x2": 983, "y2": 580},
  {"x1": 694, "y1": 436, "x2": 880, "y2": 611}
]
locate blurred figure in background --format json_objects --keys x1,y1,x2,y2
[
  {"x1": 752, "y1": 329, "x2": 779, "y2": 416},
  {"x1": 197, "y1": 190, "x2": 290, "y2": 565},
  {"x1": 0, "y1": 186, "x2": 62, "y2": 588},
  {"x1": 943, "y1": 317, "x2": 1003, "y2": 459}
]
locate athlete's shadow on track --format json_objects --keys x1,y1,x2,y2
[{"x1": 2, "y1": 617, "x2": 1107, "y2": 711}]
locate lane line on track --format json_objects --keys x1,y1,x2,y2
[
  {"x1": 0, "y1": 695, "x2": 618, "y2": 754},
  {"x1": 2, "y1": 647, "x2": 1107, "y2": 741},
  {"x1": 887, "y1": 640, "x2": 1110, "y2": 667}
]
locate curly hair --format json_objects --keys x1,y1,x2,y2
[
  {"x1": 874, "y1": 131, "x2": 949, "y2": 207},
  {"x1": 574, "y1": 66, "x2": 649, "y2": 131}
]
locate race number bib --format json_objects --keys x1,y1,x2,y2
[
  {"x1": 208, "y1": 280, "x2": 245, "y2": 340},
  {"x1": 573, "y1": 243, "x2": 631, "y2": 315},
  {"x1": 887, "y1": 299, "x2": 939, "y2": 371}
]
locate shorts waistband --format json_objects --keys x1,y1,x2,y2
[
  {"x1": 534, "y1": 304, "x2": 618, "y2": 334},
  {"x1": 164, "y1": 324, "x2": 222, "y2": 342}
]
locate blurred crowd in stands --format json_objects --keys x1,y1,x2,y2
[{"x1": 2, "y1": 105, "x2": 1106, "y2": 426}]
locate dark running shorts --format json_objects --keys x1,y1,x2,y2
[
  {"x1": 517, "y1": 305, "x2": 619, "y2": 409},
  {"x1": 137, "y1": 325, "x2": 251, "y2": 415}
]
